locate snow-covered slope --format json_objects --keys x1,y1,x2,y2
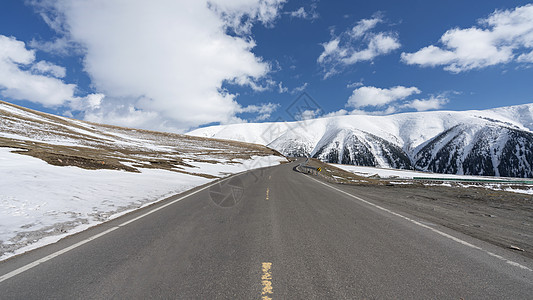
[
  {"x1": 188, "y1": 103, "x2": 533, "y2": 178},
  {"x1": 0, "y1": 101, "x2": 286, "y2": 260}
]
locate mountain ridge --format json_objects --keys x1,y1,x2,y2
[{"x1": 188, "y1": 103, "x2": 533, "y2": 178}]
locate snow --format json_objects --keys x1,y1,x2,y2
[
  {"x1": 188, "y1": 110, "x2": 489, "y2": 152},
  {"x1": 188, "y1": 103, "x2": 533, "y2": 153},
  {"x1": 503, "y1": 186, "x2": 533, "y2": 195},
  {"x1": 1, "y1": 102, "x2": 174, "y2": 152},
  {"x1": 0, "y1": 147, "x2": 285, "y2": 260},
  {"x1": 0, "y1": 103, "x2": 53, "y2": 124},
  {"x1": 334, "y1": 163, "x2": 533, "y2": 195},
  {"x1": 188, "y1": 103, "x2": 533, "y2": 176},
  {"x1": 332, "y1": 164, "x2": 529, "y2": 181}
]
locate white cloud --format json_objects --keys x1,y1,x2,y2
[
  {"x1": 0, "y1": 35, "x2": 76, "y2": 106},
  {"x1": 347, "y1": 85, "x2": 420, "y2": 108},
  {"x1": 208, "y1": 0, "x2": 286, "y2": 35},
  {"x1": 289, "y1": 7, "x2": 306, "y2": 18},
  {"x1": 342, "y1": 33, "x2": 400, "y2": 65},
  {"x1": 324, "y1": 107, "x2": 398, "y2": 117},
  {"x1": 344, "y1": 85, "x2": 450, "y2": 115},
  {"x1": 0, "y1": 35, "x2": 34, "y2": 64},
  {"x1": 349, "y1": 106, "x2": 398, "y2": 115},
  {"x1": 346, "y1": 79, "x2": 364, "y2": 88},
  {"x1": 402, "y1": 95, "x2": 448, "y2": 111},
  {"x1": 350, "y1": 16, "x2": 381, "y2": 38},
  {"x1": 291, "y1": 82, "x2": 308, "y2": 94},
  {"x1": 29, "y1": 37, "x2": 81, "y2": 56},
  {"x1": 402, "y1": 4, "x2": 533, "y2": 72},
  {"x1": 84, "y1": 104, "x2": 165, "y2": 131},
  {"x1": 317, "y1": 38, "x2": 340, "y2": 64},
  {"x1": 238, "y1": 102, "x2": 279, "y2": 121},
  {"x1": 232, "y1": 76, "x2": 276, "y2": 92},
  {"x1": 287, "y1": 6, "x2": 318, "y2": 20},
  {"x1": 323, "y1": 109, "x2": 348, "y2": 118},
  {"x1": 320, "y1": 88, "x2": 450, "y2": 119},
  {"x1": 85, "y1": 93, "x2": 105, "y2": 109},
  {"x1": 33, "y1": 0, "x2": 286, "y2": 132},
  {"x1": 67, "y1": 93, "x2": 106, "y2": 112},
  {"x1": 517, "y1": 50, "x2": 533, "y2": 62},
  {"x1": 296, "y1": 108, "x2": 321, "y2": 120},
  {"x1": 278, "y1": 82, "x2": 288, "y2": 93},
  {"x1": 318, "y1": 14, "x2": 401, "y2": 78},
  {"x1": 31, "y1": 60, "x2": 66, "y2": 78}
]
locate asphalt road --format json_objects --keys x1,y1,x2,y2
[{"x1": 1, "y1": 159, "x2": 532, "y2": 299}]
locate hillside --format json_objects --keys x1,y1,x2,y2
[
  {"x1": 188, "y1": 103, "x2": 533, "y2": 178},
  {"x1": 0, "y1": 100, "x2": 286, "y2": 260}
]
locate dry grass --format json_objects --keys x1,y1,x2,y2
[
  {"x1": 301, "y1": 158, "x2": 383, "y2": 185},
  {"x1": 0, "y1": 101, "x2": 284, "y2": 178}
]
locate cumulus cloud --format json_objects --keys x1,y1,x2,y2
[
  {"x1": 29, "y1": 36, "x2": 82, "y2": 56},
  {"x1": 350, "y1": 17, "x2": 381, "y2": 38},
  {"x1": 208, "y1": 0, "x2": 286, "y2": 35},
  {"x1": 317, "y1": 39, "x2": 340, "y2": 64},
  {"x1": 346, "y1": 79, "x2": 364, "y2": 88},
  {"x1": 85, "y1": 93, "x2": 105, "y2": 109},
  {"x1": 286, "y1": 5, "x2": 318, "y2": 20},
  {"x1": 238, "y1": 102, "x2": 279, "y2": 121},
  {"x1": 32, "y1": 0, "x2": 286, "y2": 132},
  {"x1": 289, "y1": 7, "x2": 306, "y2": 18},
  {"x1": 0, "y1": 34, "x2": 75, "y2": 106},
  {"x1": 347, "y1": 85, "x2": 420, "y2": 108},
  {"x1": 31, "y1": 60, "x2": 66, "y2": 78},
  {"x1": 84, "y1": 104, "x2": 165, "y2": 131},
  {"x1": 294, "y1": 85, "x2": 449, "y2": 120},
  {"x1": 278, "y1": 82, "x2": 288, "y2": 93},
  {"x1": 295, "y1": 108, "x2": 321, "y2": 120},
  {"x1": 290, "y1": 82, "x2": 308, "y2": 94},
  {"x1": 318, "y1": 14, "x2": 401, "y2": 78},
  {"x1": 349, "y1": 106, "x2": 398, "y2": 115},
  {"x1": 402, "y1": 4, "x2": 533, "y2": 72},
  {"x1": 517, "y1": 50, "x2": 533, "y2": 63},
  {"x1": 402, "y1": 95, "x2": 448, "y2": 111},
  {"x1": 0, "y1": 34, "x2": 106, "y2": 112},
  {"x1": 340, "y1": 85, "x2": 449, "y2": 116},
  {"x1": 323, "y1": 109, "x2": 348, "y2": 118},
  {"x1": 324, "y1": 106, "x2": 399, "y2": 117}
]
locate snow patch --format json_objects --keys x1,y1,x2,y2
[{"x1": 0, "y1": 147, "x2": 285, "y2": 260}]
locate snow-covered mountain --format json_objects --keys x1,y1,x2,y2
[{"x1": 188, "y1": 103, "x2": 533, "y2": 178}]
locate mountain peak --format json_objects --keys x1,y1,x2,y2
[{"x1": 188, "y1": 103, "x2": 533, "y2": 178}]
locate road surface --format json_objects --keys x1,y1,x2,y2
[{"x1": 1, "y1": 159, "x2": 532, "y2": 299}]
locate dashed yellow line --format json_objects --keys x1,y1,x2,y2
[
  {"x1": 266, "y1": 188, "x2": 269, "y2": 200},
  {"x1": 261, "y1": 262, "x2": 273, "y2": 299}
]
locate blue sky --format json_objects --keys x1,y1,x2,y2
[{"x1": 1, "y1": 0, "x2": 532, "y2": 132}]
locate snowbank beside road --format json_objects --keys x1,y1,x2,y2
[
  {"x1": 0, "y1": 147, "x2": 285, "y2": 260},
  {"x1": 331, "y1": 164, "x2": 528, "y2": 181},
  {"x1": 333, "y1": 163, "x2": 533, "y2": 195}
]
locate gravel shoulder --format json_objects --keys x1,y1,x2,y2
[
  {"x1": 302, "y1": 159, "x2": 533, "y2": 259},
  {"x1": 343, "y1": 184, "x2": 533, "y2": 259}
]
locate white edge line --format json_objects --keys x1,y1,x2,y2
[
  {"x1": 0, "y1": 174, "x2": 236, "y2": 283},
  {"x1": 306, "y1": 175, "x2": 533, "y2": 272}
]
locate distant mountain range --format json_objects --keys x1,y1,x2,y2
[{"x1": 188, "y1": 103, "x2": 533, "y2": 178}]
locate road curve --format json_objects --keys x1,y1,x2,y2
[{"x1": 1, "y1": 159, "x2": 532, "y2": 299}]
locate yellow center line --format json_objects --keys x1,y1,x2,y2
[
  {"x1": 261, "y1": 262, "x2": 273, "y2": 299},
  {"x1": 266, "y1": 188, "x2": 269, "y2": 200}
]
